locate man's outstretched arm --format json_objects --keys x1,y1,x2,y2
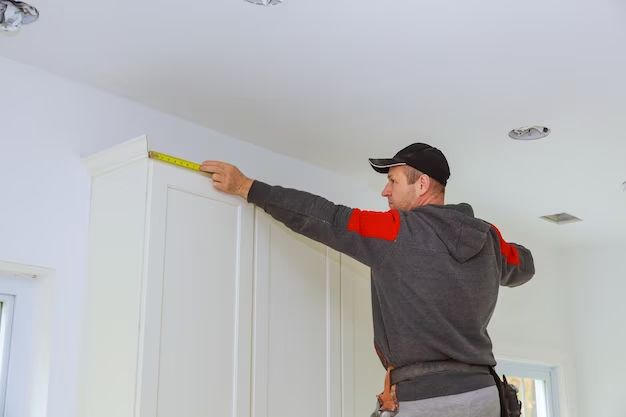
[{"x1": 200, "y1": 161, "x2": 398, "y2": 268}]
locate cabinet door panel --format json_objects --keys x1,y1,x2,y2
[
  {"x1": 340, "y1": 256, "x2": 385, "y2": 417},
  {"x1": 253, "y1": 210, "x2": 341, "y2": 417},
  {"x1": 140, "y1": 163, "x2": 253, "y2": 417},
  {"x1": 158, "y1": 189, "x2": 238, "y2": 416}
]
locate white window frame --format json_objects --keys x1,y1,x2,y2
[
  {"x1": 0, "y1": 260, "x2": 52, "y2": 417},
  {"x1": 0, "y1": 294, "x2": 15, "y2": 416},
  {"x1": 496, "y1": 359, "x2": 561, "y2": 417}
]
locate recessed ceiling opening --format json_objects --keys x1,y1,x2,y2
[{"x1": 540, "y1": 212, "x2": 582, "y2": 225}]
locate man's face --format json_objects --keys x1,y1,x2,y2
[{"x1": 381, "y1": 166, "x2": 420, "y2": 211}]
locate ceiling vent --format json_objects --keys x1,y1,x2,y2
[
  {"x1": 509, "y1": 126, "x2": 550, "y2": 141},
  {"x1": 540, "y1": 212, "x2": 582, "y2": 225}
]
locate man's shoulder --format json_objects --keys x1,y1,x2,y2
[{"x1": 410, "y1": 202, "x2": 475, "y2": 218}]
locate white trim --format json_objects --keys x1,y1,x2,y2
[
  {"x1": 326, "y1": 248, "x2": 341, "y2": 417},
  {"x1": 251, "y1": 209, "x2": 271, "y2": 417},
  {"x1": 0, "y1": 261, "x2": 52, "y2": 279},
  {"x1": 83, "y1": 135, "x2": 149, "y2": 177},
  {"x1": 0, "y1": 294, "x2": 15, "y2": 417}
]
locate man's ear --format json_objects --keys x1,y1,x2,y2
[{"x1": 417, "y1": 174, "x2": 430, "y2": 196}]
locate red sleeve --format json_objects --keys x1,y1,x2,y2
[
  {"x1": 347, "y1": 209, "x2": 401, "y2": 241},
  {"x1": 491, "y1": 225, "x2": 521, "y2": 266}
]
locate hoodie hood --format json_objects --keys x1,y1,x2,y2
[{"x1": 417, "y1": 203, "x2": 491, "y2": 263}]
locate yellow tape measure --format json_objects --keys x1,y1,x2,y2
[{"x1": 148, "y1": 150, "x2": 212, "y2": 175}]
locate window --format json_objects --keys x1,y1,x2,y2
[
  {"x1": 0, "y1": 261, "x2": 51, "y2": 417},
  {"x1": 0, "y1": 294, "x2": 15, "y2": 416},
  {"x1": 495, "y1": 360, "x2": 561, "y2": 417}
]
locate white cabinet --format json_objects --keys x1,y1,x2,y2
[
  {"x1": 81, "y1": 136, "x2": 254, "y2": 417},
  {"x1": 80, "y1": 136, "x2": 382, "y2": 417},
  {"x1": 137, "y1": 156, "x2": 255, "y2": 417}
]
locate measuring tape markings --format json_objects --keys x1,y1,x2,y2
[{"x1": 148, "y1": 150, "x2": 214, "y2": 176}]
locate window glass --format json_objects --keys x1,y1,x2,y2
[{"x1": 496, "y1": 360, "x2": 560, "y2": 417}]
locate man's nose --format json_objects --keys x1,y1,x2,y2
[{"x1": 381, "y1": 184, "x2": 391, "y2": 197}]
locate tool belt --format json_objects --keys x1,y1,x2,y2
[
  {"x1": 371, "y1": 360, "x2": 490, "y2": 417},
  {"x1": 489, "y1": 367, "x2": 522, "y2": 417}
]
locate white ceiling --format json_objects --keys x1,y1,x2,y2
[{"x1": 2, "y1": 0, "x2": 626, "y2": 247}]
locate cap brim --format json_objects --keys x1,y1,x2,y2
[{"x1": 368, "y1": 158, "x2": 406, "y2": 174}]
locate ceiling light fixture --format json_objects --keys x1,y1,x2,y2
[
  {"x1": 0, "y1": 0, "x2": 39, "y2": 32},
  {"x1": 244, "y1": 0, "x2": 283, "y2": 5},
  {"x1": 508, "y1": 125, "x2": 550, "y2": 141}
]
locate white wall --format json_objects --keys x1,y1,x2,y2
[
  {"x1": 0, "y1": 55, "x2": 579, "y2": 417},
  {"x1": 566, "y1": 244, "x2": 626, "y2": 417}
]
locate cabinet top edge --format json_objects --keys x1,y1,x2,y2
[{"x1": 82, "y1": 135, "x2": 149, "y2": 177}]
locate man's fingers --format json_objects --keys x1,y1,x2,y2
[
  {"x1": 199, "y1": 160, "x2": 248, "y2": 197},
  {"x1": 200, "y1": 161, "x2": 228, "y2": 173},
  {"x1": 201, "y1": 160, "x2": 225, "y2": 166}
]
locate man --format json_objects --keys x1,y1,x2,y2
[{"x1": 200, "y1": 143, "x2": 534, "y2": 417}]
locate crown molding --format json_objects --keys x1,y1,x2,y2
[{"x1": 83, "y1": 135, "x2": 149, "y2": 177}]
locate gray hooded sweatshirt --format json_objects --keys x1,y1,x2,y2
[{"x1": 248, "y1": 181, "x2": 535, "y2": 401}]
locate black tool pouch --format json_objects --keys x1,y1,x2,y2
[{"x1": 489, "y1": 367, "x2": 522, "y2": 417}]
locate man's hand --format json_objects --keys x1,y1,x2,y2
[{"x1": 200, "y1": 161, "x2": 254, "y2": 199}]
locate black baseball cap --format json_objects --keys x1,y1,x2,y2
[{"x1": 369, "y1": 143, "x2": 450, "y2": 186}]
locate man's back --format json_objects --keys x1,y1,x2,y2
[{"x1": 367, "y1": 202, "x2": 534, "y2": 400}]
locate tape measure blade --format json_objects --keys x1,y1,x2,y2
[{"x1": 148, "y1": 150, "x2": 202, "y2": 172}]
